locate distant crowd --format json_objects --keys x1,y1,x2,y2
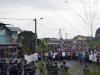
[
  {"x1": 36, "y1": 49, "x2": 100, "y2": 65},
  {"x1": 0, "y1": 48, "x2": 100, "y2": 75}
]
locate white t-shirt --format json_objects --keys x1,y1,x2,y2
[
  {"x1": 92, "y1": 53, "x2": 97, "y2": 62},
  {"x1": 53, "y1": 52, "x2": 57, "y2": 58},
  {"x1": 89, "y1": 54, "x2": 93, "y2": 61},
  {"x1": 62, "y1": 52, "x2": 66, "y2": 57}
]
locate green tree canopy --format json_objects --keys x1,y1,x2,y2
[
  {"x1": 17, "y1": 31, "x2": 50, "y2": 53},
  {"x1": 17, "y1": 31, "x2": 36, "y2": 53}
]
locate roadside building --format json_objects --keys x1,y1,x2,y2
[
  {"x1": 73, "y1": 35, "x2": 91, "y2": 51},
  {"x1": 0, "y1": 23, "x2": 21, "y2": 62},
  {"x1": 43, "y1": 38, "x2": 60, "y2": 51}
]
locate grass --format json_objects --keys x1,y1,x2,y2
[{"x1": 83, "y1": 63, "x2": 100, "y2": 75}]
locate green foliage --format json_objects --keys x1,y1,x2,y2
[
  {"x1": 21, "y1": 38, "x2": 31, "y2": 53},
  {"x1": 18, "y1": 31, "x2": 50, "y2": 53},
  {"x1": 88, "y1": 37, "x2": 100, "y2": 49},
  {"x1": 37, "y1": 39, "x2": 49, "y2": 52},
  {"x1": 84, "y1": 71, "x2": 100, "y2": 75},
  {"x1": 93, "y1": 38, "x2": 100, "y2": 47},
  {"x1": 18, "y1": 31, "x2": 36, "y2": 53}
]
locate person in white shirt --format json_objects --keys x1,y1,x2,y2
[
  {"x1": 62, "y1": 51, "x2": 66, "y2": 60},
  {"x1": 89, "y1": 53, "x2": 93, "y2": 64},
  {"x1": 53, "y1": 52, "x2": 57, "y2": 61},
  {"x1": 92, "y1": 52, "x2": 97, "y2": 62}
]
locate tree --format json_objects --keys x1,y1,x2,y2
[
  {"x1": 37, "y1": 38, "x2": 50, "y2": 53},
  {"x1": 65, "y1": 0, "x2": 99, "y2": 49},
  {"x1": 17, "y1": 31, "x2": 36, "y2": 53},
  {"x1": 17, "y1": 31, "x2": 50, "y2": 53}
]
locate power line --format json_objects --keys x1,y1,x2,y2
[
  {"x1": 67, "y1": 5, "x2": 89, "y2": 25},
  {"x1": 0, "y1": 17, "x2": 59, "y2": 31},
  {"x1": 92, "y1": 0, "x2": 98, "y2": 25},
  {"x1": 64, "y1": 0, "x2": 96, "y2": 27},
  {"x1": 37, "y1": 22, "x2": 58, "y2": 30},
  {"x1": 63, "y1": 0, "x2": 99, "y2": 35},
  {"x1": 23, "y1": 20, "x2": 34, "y2": 30},
  {"x1": 52, "y1": 12, "x2": 86, "y2": 33},
  {"x1": 0, "y1": 17, "x2": 35, "y2": 31},
  {"x1": 0, "y1": 18, "x2": 33, "y2": 20}
]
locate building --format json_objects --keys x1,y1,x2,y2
[
  {"x1": 42, "y1": 38, "x2": 74, "y2": 51},
  {"x1": 0, "y1": 23, "x2": 21, "y2": 60},
  {"x1": 0, "y1": 23, "x2": 21, "y2": 43},
  {"x1": 43, "y1": 38, "x2": 60, "y2": 51},
  {"x1": 73, "y1": 35, "x2": 91, "y2": 51}
]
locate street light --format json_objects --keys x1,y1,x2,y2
[{"x1": 33, "y1": 18, "x2": 43, "y2": 52}]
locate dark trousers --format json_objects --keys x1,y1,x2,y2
[{"x1": 97, "y1": 59, "x2": 99, "y2": 66}]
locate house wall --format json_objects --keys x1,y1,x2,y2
[
  {"x1": 12, "y1": 31, "x2": 18, "y2": 39},
  {"x1": 12, "y1": 31, "x2": 18, "y2": 43},
  {"x1": 0, "y1": 29, "x2": 18, "y2": 43},
  {"x1": 0, "y1": 30, "x2": 7, "y2": 43}
]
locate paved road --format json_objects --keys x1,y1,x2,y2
[
  {"x1": 35, "y1": 60, "x2": 93, "y2": 75},
  {"x1": 66, "y1": 60, "x2": 85, "y2": 75}
]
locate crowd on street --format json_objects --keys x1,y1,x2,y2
[
  {"x1": 0, "y1": 59, "x2": 36, "y2": 75},
  {"x1": 0, "y1": 47, "x2": 100, "y2": 75},
  {"x1": 37, "y1": 48, "x2": 100, "y2": 65}
]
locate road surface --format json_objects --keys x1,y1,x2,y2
[{"x1": 35, "y1": 60, "x2": 93, "y2": 75}]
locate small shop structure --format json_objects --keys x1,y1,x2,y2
[{"x1": 0, "y1": 23, "x2": 22, "y2": 62}]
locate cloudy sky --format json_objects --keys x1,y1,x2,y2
[{"x1": 0, "y1": 0, "x2": 100, "y2": 39}]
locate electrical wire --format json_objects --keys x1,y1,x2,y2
[
  {"x1": 23, "y1": 20, "x2": 34, "y2": 30},
  {"x1": 52, "y1": 11, "x2": 90, "y2": 36},
  {"x1": 63, "y1": 0, "x2": 99, "y2": 35},
  {"x1": 0, "y1": 18, "x2": 33, "y2": 20},
  {"x1": 0, "y1": 17, "x2": 60, "y2": 31},
  {"x1": 92, "y1": 0, "x2": 98, "y2": 25},
  {"x1": 37, "y1": 22, "x2": 58, "y2": 30}
]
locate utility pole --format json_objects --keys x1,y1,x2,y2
[
  {"x1": 91, "y1": 24, "x2": 93, "y2": 51},
  {"x1": 34, "y1": 18, "x2": 37, "y2": 52},
  {"x1": 66, "y1": 33, "x2": 68, "y2": 39},
  {"x1": 59, "y1": 28, "x2": 62, "y2": 40},
  {"x1": 59, "y1": 28, "x2": 63, "y2": 50},
  {"x1": 34, "y1": 18, "x2": 43, "y2": 52}
]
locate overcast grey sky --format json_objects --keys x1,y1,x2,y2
[{"x1": 0, "y1": 0, "x2": 100, "y2": 39}]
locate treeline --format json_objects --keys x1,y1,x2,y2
[{"x1": 17, "y1": 31, "x2": 49, "y2": 54}]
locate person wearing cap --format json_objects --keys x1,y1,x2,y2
[{"x1": 62, "y1": 61, "x2": 69, "y2": 75}]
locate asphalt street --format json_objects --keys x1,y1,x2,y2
[
  {"x1": 0, "y1": 60, "x2": 95, "y2": 75},
  {"x1": 35, "y1": 60, "x2": 92, "y2": 75}
]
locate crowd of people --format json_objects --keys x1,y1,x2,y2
[
  {"x1": 36, "y1": 49, "x2": 100, "y2": 75},
  {"x1": 0, "y1": 48, "x2": 100, "y2": 75},
  {"x1": 0, "y1": 59, "x2": 36, "y2": 75},
  {"x1": 37, "y1": 49, "x2": 100, "y2": 65},
  {"x1": 38, "y1": 60, "x2": 69, "y2": 75}
]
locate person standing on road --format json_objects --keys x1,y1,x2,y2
[
  {"x1": 17, "y1": 62, "x2": 22, "y2": 75},
  {"x1": 89, "y1": 53, "x2": 93, "y2": 64},
  {"x1": 77, "y1": 52, "x2": 84, "y2": 64},
  {"x1": 62, "y1": 61, "x2": 69, "y2": 75},
  {"x1": 39, "y1": 61, "x2": 48, "y2": 75},
  {"x1": 96, "y1": 53, "x2": 100, "y2": 66},
  {"x1": 62, "y1": 51, "x2": 66, "y2": 60},
  {"x1": 50, "y1": 61, "x2": 58, "y2": 75},
  {"x1": 46, "y1": 60, "x2": 52, "y2": 75},
  {"x1": 84, "y1": 51, "x2": 89, "y2": 63}
]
